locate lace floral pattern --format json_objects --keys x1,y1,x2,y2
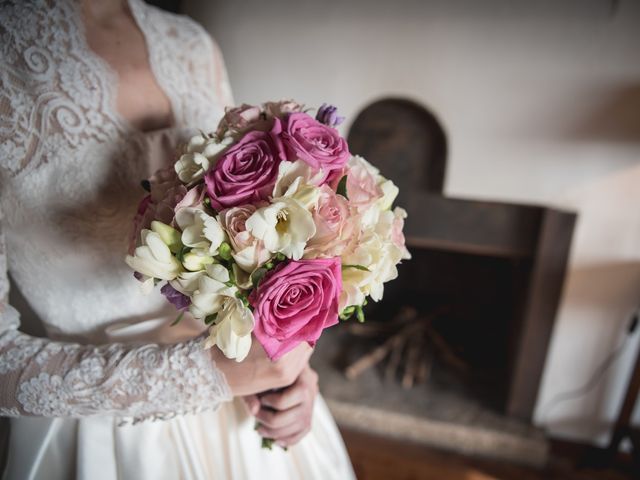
[
  {"x1": 0, "y1": 333, "x2": 231, "y2": 421},
  {"x1": 0, "y1": 0, "x2": 234, "y2": 420}
]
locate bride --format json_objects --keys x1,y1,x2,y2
[{"x1": 0, "y1": 0, "x2": 356, "y2": 478}]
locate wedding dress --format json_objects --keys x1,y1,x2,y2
[{"x1": 0, "y1": 1, "x2": 355, "y2": 478}]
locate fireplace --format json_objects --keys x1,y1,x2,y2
[{"x1": 311, "y1": 98, "x2": 576, "y2": 464}]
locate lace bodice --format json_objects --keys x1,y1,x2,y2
[{"x1": 0, "y1": 0, "x2": 234, "y2": 421}]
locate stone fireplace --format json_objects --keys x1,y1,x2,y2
[{"x1": 312, "y1": 98, "x2": 577, "y2": 466}]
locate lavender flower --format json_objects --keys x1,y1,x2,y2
[
  {"x1": 160, "y1": 283, "x2": 190, "y2": 311},
  {"x1": 315, "y1": 103, "x2": 345, "y2": 128}
]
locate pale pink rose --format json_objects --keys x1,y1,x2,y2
[
  {"x1": 218, "y1": 204, "x2": 271, "y2": 272},
  {"x1": 263, "y1": 100, "x2": 304, "y2": 119},
  {"x1": 174, "y1": 185, "x2": 207, "y2": 213},
  {"x1": 249, "y1": 258, "x2": 342, "y2": 360},
  {"x1": 305, "y1": 185, "x2": 354, "y2": 258},
  {"x1": 391, "y1": 207, "x2": 411, "y2": 260},
  {"x1": 215, "y1": 104, "x2": 267, "y2": 139},
  {"x1": 128, "y1": 168, "x2": 187, "y2": 254},
  {"x1": 337, "y1": 156, "x2": 383, "y2": 213}
]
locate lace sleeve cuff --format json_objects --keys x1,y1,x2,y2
[{"x1": 0, "y1": 330, "x2": 233, "y2": 421}]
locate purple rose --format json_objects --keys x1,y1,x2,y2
[
  {"x1": 205, "y1": 119, "x2": 286, "y2": 210},
  {"x1": 249, "y1": 258, "x2": 342, "y2": 360},
  {"x1": 282, "y1": 113, "x2": 350, "y2": 177}
]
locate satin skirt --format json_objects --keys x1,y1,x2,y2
[{"x1": 2, "y1": 396, "x2": 355, "y2": 480}]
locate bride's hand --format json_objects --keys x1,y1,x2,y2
[
  {"x1": 212, "y1": 338, "x2": 313, "y2": 397},
  {"x1": 245, "y1": 364, "x2": 319, "y2": 448}
]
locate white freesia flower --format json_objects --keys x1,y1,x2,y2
[
  {"x1": 340, "y1": 231, "x2": 404, "y2": 306},
  {"x1": 273, "y1": 160, "x2": 324, "y2": 206},
  {"x1": 175, "y1": 207, "x2": 226, "y2": 259},
  {"x1": 245, "y1": 197, "x2": 316, "y2": 260},
  {"x1": 170, "y1": 271, "x2": 206, "y2": 295},
  {"x1": 203, "y1": 297, "x2": 254, "y2": 362},
  {"x1": 189, "y1": 264, "x2": 237, "y2": 319},
  {"x1": 174, "y1": 134, "x2": 231, "y2": 184},
  {"x1": 125, "y1": 229, "x2": 182, "y2": 281},
  {"x1": 182, "y1": 251, "x2": 215, "y2": 272}
]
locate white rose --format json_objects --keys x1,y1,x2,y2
[
  {"x1": 189, "y1": 264, "x2": 237, "y2": 319},
  {"x1": 203, "y1": 297, "x2": 254, "y2": 362},
  {"x1": 245, "y1": 197, "x2": 316, "y2": 260},
  {"x1": 174, "y1": 134, "x2": 231, "y2": 184},
  {"x1": 175, "y1": 207, "x2": 226, "y2": 258},
  {"x1": 125, "y1": 229, "x2": 182, "y2": 280}
]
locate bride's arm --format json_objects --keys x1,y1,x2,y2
[
  {"x1": 0, "y1": 207, "x2": 232, "y2": 421},
  {"x1": 0, "y1": 206, "x2": 311, "y2": 421}
]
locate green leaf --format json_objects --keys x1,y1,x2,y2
[
  {"x1": 219, "y1": 242, "x2": 232, "y2": 261},
  {"x1": 228, "y1": 266, "x2": 236, "y2": 285},
  {"x1": 170, "y1": 311, "x2": 185, "y2": 327},
  {"x1": 261, "y1": 437, "x2": 275, "y2": 450},
  {"x1": 336, "y1": 175, "x2": 348, "y2": 199},
  {"x1": 356, "y1": 305, "x2": 365, "y2": 323},
  {"x1": 342, "y1": 264, "x2": 370, "y2": 272},
  {"x1": 204, "y1": 313, "x2": 218, "y2": 325},
  {"x1": 251, "y1": 267, "x2": 268, "y2": 288},
  {"x1": 275, "y1": 253, "x2": 286, "y2": 262}
]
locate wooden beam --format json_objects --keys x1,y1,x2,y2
[{"x1": 506, "y1": 209, "x2": 576, "y2": 420}]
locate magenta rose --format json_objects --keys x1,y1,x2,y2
[
  {"x1": 282, "y1": 112, "x2": 350, "y2": 178},
  {"x1": 249, "y1": 258, "x2": 342, "y2": 360},
  {"x1": 205, "y1": 119, "x2": 286, "y2": 210}
]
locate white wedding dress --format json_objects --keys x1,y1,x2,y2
[{"x1": 0, "y1": 1, "x2": 355, "y2": 478}]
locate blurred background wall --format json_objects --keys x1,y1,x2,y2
[{"x1": 182, "y1": 0, "x2": 640, "y2": 446}]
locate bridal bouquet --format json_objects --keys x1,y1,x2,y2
[{"x1": 125, "y1": 100, "x2": 410, "y2": 363}]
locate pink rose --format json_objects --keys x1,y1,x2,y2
[
  {"x1": 249, "y1": 258, "x2": 342, "y2": 360},
  {"x1": 282, "y1": 112, "x2": 350, "y2": 177},
  {"x1": 218, "y1": 204, "x2": 271, "y2": 272},
  {"x1": 305, "y1": 185, "x2": 354, "y2": 258},
  {"x1": 215, "y1": 103, "x2": 267, "y2": 139},
  {"x1": 205, "y1": 119, "x2": 286, "y2": 210}
]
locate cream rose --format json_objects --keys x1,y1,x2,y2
[{"x1": 218, "y1": 204, "x2": 271, "y2": 273}]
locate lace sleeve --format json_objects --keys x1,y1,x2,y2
[{"x1": 0, "y1": 207, "x2": 232, "y2": 422}]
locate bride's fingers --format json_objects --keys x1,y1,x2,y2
[
  {"x1": 259, "y1": 385, "x2": 304, "y2": 411},
  {"x1": 257, "y1": 417, "x2": 304, "y2": 441},
  {"x1": 255, "y1": 404, "x2": 301, "y2": 429},
  {"x1": 260, "y1": 368, "x2": 318, "y2": 411},
  {"x1": 276, "y1": 428, "x2": 310, "y2": 448},
  {"x1": 242, "y1": 394, "x2": 260, "y2": 415}
]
